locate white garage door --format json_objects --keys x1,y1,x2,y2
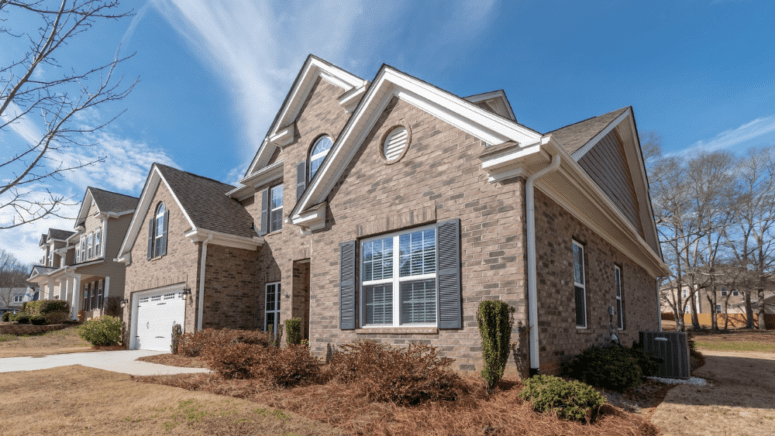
[{"x1": 132, "y1": 290, "x2": 185, "y2": 352}]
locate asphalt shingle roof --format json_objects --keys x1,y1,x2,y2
[
  {"x1": 154, "y1": 164, "x2": 256, "y2": 239},
  {"x1": 89, "y1": 187, "x2": 138, "y2": 214},
  {"x1": 547, "y1": 107, "x2": 629, "y2": 155},
  {"x1": 48, "y1": 228, "x2": 75, "y2": 241}
]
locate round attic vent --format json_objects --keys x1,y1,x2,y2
[{"x1": 382, "y1": 126, "x2": 409, "y2": 163}]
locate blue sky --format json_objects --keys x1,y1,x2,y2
[{"x1": 4, "y1": 0, "x2": 775, "y2": 264}]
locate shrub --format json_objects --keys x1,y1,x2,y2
[
  {"x1": 202, "y1": 342, "x2": 263, "y2": 379},
  {"x1": 476, "y1": 301, "x2": 514, "y2": 389},
  {"x1": 44, "y1": 311, "x2": 69, "y2": 325},
  {"x1": 178, "y1": 328, "x2": 273, "y2": 357},
  {"x1": 15, "y1": 314, "x2": 30, "y2": 324},
  {"x1": 25, "y1": 300, "x2": 70, "y2": 316},
  {"x1": 519, "y1": 375, "x2": 605, "y2": 422},
  {"x1": 331, "y1": 340, "x2": 464, "y2": 405},
  {"x1": 630, "y1": 341, "x2": 663, "y2": 377},
  {"x1": 171, "y1": 323, "x2": 183, "y2": 354},
  {"x1": 563, "y1": 345, "x2": 642, "y2": 392},
  {"x1": 2, "y1": 312, "x2": 11, "y2": 322},
  {"x1": 30, "y1": 315, "x2": 46, "y2": 325},
  {"x1": 78, "y1": 316, "x2": 122, "y2": 346},
  {"x1": 250, "y1": 345, "x2": 321, "y2": 387},
  {"x1": 286, "y1": 317, "x2": 302, "y2": 345}
]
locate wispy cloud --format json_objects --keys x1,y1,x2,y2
[
  {"x1": 151, "y1": 0, "x2": 498, "y2": 170},
  {"x1": 676, "y1": 114, "x2": 775, "y2": 156}
]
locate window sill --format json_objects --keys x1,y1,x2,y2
[
  {"x1": 355, "y1": 327, "x2": 438, "y2": 335},
  {"x1": 575, "y1": 327, "x2": 593, "y2": 333},
  {"x1": 150, "y1": 255, "x2": 166, "y2": 262},
  {"x1": 266, "y1": 229, "x2": 283, "y2": 236}
]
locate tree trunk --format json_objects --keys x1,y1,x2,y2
[
  {"x1": 745, "y1": 291, "x2": 754, "y2": 329},
  {"x1": 690, "y1": 290, "x2": 701, "y2": 330},
  {"x1": 758, "y1": 288, "x2": 767, "y2": 330}
]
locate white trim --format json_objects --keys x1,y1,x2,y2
[
  {"x1": 572, "y1": 240, "x2": 588, "y2": 329},
  {"x1": 264, "y1": 281, "x2": 281, "y2": 334},
  {"x1": 184, "y1": 228, "x2": 263, "y2": 251},
  {"x1": 339, "y1": 84, "x2": 367, "y2": 112},
  {"x1": 268, "y1": 124, "x2": 296, "y2": 148},
  {"x1": 227, "y1": 160, "x2": 284, "y2": 199},
  {"x1": 463, "y1": 90, "x2": 517, "y2": 121},
  {"x1": 130, "y1": 283, "x2": 187, "y2": 350},
  {"x1": 615, "y1": 265, "x2": 624, "y2": 330},
  {"x1": 571, "y1": 110, "x2": 630, "y2": 160},
  {"x1": 197, "y1": 234, "x2": 212, "y2": 331}
]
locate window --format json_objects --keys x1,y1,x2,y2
[
  {"x1": 382, "y1": 126, "x2": 409, "y2": 162},
  {"x1": 721, "y1": 287, "x2": 728, "y2": 296},
  {"x1": 265, "y1": 282, "x2": 281, "y2": 335},
  {"x1": 89, "y1": 284, "x2": 96, "y2": 311},
  {"x1": 154, "y1": 203, "x2": 165, "y2": 258},
  {"x1": 97, "y1": 280, "x2": 104, "y2": 309},
  {"x1": 573, "y1": 241, "x2": 587, "y2": 328},
  {"x1": 94, "y1": 228, "x2": 102, "y2": 258},
  {"x1": 88, "y1": 233, "x2": 95, "y2": 259},
  {"x1": 13, "y1": 295, "x2": 22, "y2": 303},
  {"x1": 732, "y1": 289, "x2": 739, "y2": 297},
  {"x1": 615, "y1": 265, "x2": 624, "y2": 330},
  {"x1": 83, "y1": 284, "x2": 90, "y2": 311},
  {"x1": 361, "y1": 226, "x2": 437, "y2": 327},
  {"x1": 269, "y1": 184, "x2": 283, "y2": 232},
  {"x1": 48, "y1": 249, "x2": 54, "y2": 267},
  {"x1": 682, "y1": 289, "x2": 687, "y2": 299},
  {"x1": 80, "y1": 237, "x2": 86, "y2": 263},
  {"x1": 716, "y1": 304, "x2": 722, "y2": 312},
  {"x1": 308, "y1": 136, "x2": 332, "y2": 181}
]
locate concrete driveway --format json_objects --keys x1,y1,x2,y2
[{"x1": 0, "y1": 350, "x2": 210, "y2": 376}]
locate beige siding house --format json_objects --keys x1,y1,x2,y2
[{"x1": 118, "y1": 55, "x2": 668, "y2": 374}]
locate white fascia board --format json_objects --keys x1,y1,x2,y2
[
  {"x1": 228, "y1": 160, "x2": 284, "y2": 199},
  {"x1": 73, "y1": 190, "x2": 94, "y2": 229},
  {"x1": 291, "y1": 202, "x2": 327, "y2": 231},
  {"x1": 293, "y1": 67, "x2": 542, "y2": 218},
  {"x1": 184, "y1": 228, "x2": 263, "y2": 250},
  {"x1": 268, "y1": 124, "x2": 296, "y2": 148},
  {"x1": 464, "y1": 90, "x2": 516, "y2": 121},
  {"x1": 571, "y1": 109, "x2": 631, "y2": 161},
  {"x1": 339, "y1": 84, "x2": 367, "y2": 112},
  {"x1": 115, "y1": 252, "x2": 131, "y2": 265}
]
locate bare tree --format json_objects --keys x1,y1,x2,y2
[
  {"x1": 0, "y1": 248, "x2": 30, "y2": 306},
  {"x1": 0, "y1": 0, "x2": 135, "y2": 229}
]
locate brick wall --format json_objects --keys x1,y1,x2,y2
[
  {"x1": 123, "y1": 182, "x2": 200, "y2": 337},
  {"x1": 533, "y1": 189, "x2": 658, "y2": 374},
  {"x1": 202, "y1": 244, "x2": 260, "y2": 330}
]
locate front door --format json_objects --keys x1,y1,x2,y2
[{"x1": 265, "y1": 282, "x2": 280, "y2": 337}]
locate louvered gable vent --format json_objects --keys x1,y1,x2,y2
[{"x1": 383, "y1": 127, "x2": 408, "y2": 161}]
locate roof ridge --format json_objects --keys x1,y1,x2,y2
[
  {"x1": 87, "y1": 186, "x2": 139, "y2": 199},
  {"x1": 154, "y1": 163, "x2": 236, "y2": 189},
  {"x1": 547, "y1": 106, "x2": 630, "y2": 134}
]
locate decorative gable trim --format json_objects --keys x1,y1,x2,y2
[
  {"x1": 290, "y1": 65, "x2": 543, "y2": 229},
  {"x1": 268, "y1": 124, "x2": 296, "y2": 148},
  {"x1": 73, "y1": 189, "x2": 98, "y2": 230},
  {"x1": 464, "y1": 90, "x2": 517, "y2": 121}
]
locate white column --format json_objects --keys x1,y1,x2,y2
[
  {"x1": 103, "y1": 277, "x2": 110, "y2": 316},
  {"x1": 47, "y1": 278, "x2": 55, "y2": 300},
  {"x1": 71, "y1": 276, "x2": 81, "y2": 320}
]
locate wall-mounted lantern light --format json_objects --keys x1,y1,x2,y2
[
  {"x1": 181, "y1": 288, "x2": 192, "y2": 300},
  {"x1": 119, "y1": 299, "x2": 128, "y2": 308}
]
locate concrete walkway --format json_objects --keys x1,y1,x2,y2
[{"x1": 0, "y1": 350, "x2": 210, "y2": 376}]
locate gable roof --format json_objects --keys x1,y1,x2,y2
[
  {"x1": 117, "y1": 164, "x2": 260, "y2": 263},
  {"x1": 547, "y1": 107, "x2": 630, "y2": 155},
  {"x1": 89, "y1": 187, "x2": 138, "y2": 213},
  {"x1": 47, "y1": 228, "x2": 75, "y2": 242},
  {"x1": 464, "y1": 90, "x2": 517, "y2": 121}
]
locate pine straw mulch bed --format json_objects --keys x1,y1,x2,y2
[
  {"x1": 133, "y1": 373, "x2": 660, "y2": 436},
  {"x1": 136, "y1": 353, "x2": 210, "y2": 368}
]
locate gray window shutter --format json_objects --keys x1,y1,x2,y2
[
  {"x1": 147, "y1": 217, "x2": 153, "y2": 260},
  {"x1": 259, "y1": 188, "x2": 269, "y2": 236},
  {"x1": 161, "y1": 209, "x2": 169, "y2": 256},
  {"x1": 437, "y1": 218, "x2": 462, "y2": 329},
  {"x1": 296, "y1": 161, "x2": 306, "y2": 201},
  {"x1": 339, "y1": 240, "x2": 356, "y2": 330}
]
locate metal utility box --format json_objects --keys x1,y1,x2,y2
[{"x1": 639, "y1": 331, "x2": 691, "y2": 380}]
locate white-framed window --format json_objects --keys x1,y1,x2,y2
[
  {"x1": 94, "y1": 228, "x2": 102, "y2": 258},
  {"x1": 309, "y1": 135, "x2": 332, "y2": 182},
  {"x1": 80, "y1": 236, "x2": 86, "y2": 263},
  {"x1": 573, "y1": 240, "x2": 587, "y2": 328},
  {"x1": 97, "y1": 280, "x2": 104, "y2": 309},
  {"x1": 154, "y1": 203, "x2": 165, "y2": 258},
  {"x1": 13, "y1": 295, "x2": 23, "y2": 303},
  {"x1": 716, "y1": 304, "x2": 722, "y2": 312},
  {"x1": 269, "y1": 184, "x2": 283, "y2": 233},
  {"x1": 87, "y1": 233, "x2": 94, "y2": 259},
  {"x1": 48, "y1": 249, "x2": 54, "y2": 267},
  {"x1": 732, "y1": 289, "x2": 739, "y2": 297},
  {"x1": 360, "y1": 225, "x2": 438, "y2": 327},
  {"x1": 682, "y1": 289, "x2": 687, "y2": 299},
  {"x1": 615, "y1": 265, "x2": 624, "y2": 330},
  {"x1": 265, "y1": 282, "x2": 281, "y2": 335},
  {"x1": 721, "y1": 287, "x2": 728, "y2": 296}
]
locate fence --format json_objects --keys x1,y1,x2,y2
[
  {"x1": 640, "y1": 331, "x2": 690, "y2": 380},
  {"x1": 662, "y1": 312, "x2": 775, "y2": 329}
]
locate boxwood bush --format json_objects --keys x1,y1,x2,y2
[
  {"x1": 44, "y1": 311, "x2": 69, "y2": 325},
  {"x1": 563, "y1": 345, "x2": 642, "y2": 391},
  {"x1": 15, "y1": 314, "x2": 30, "y2": 324},
  {"x1": 2, "y1": 312, "x2": 11, "y2": 322},
  {"x1": 519, "y1": 375, "x2": 605, "y2": 422},
  {"x1": 476, "y1": 301, "x2": 514, "y2": 389},
  {"x1": 285, "y1": 317, "x2": 302, "y2": 345},
  {"x1": 78, "y1": 316, "x2": 122, "y2": 346},
  {"x1": 24, "y1": 300, "x2": 70, "y2": 316},
  {"x1": 30, "y1": 315, "x2": 46, "y2": 325}
]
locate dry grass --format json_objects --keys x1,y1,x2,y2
[
  {"x1": 138, "y1": 353, "x2": 210, "y2": 368},
  {"x1": 0, "y1": 365, "x2": 345, "y2": 436},
  {"x1": 651, "y1": 350, "x2": 775, "y2": 435},
  {"x1": 0, "y1": 326, "x2": 92, "y2": 358},
  {"x1": 136, "y1": 372, "x2": 659, "y2": 436}
]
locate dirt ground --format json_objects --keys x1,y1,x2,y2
[
  {"x1": 0, "y1": 326, "x2": 93, "y2": 357},
  {"x1": 0, "y1": 366, "x2": 345, "y2": 436},
  {"x1": 651, "y1": 349, "x2": 775, "y2": 436},
  {"x1": 137, "y1": 353, "x2": 209, "y2": 368}
]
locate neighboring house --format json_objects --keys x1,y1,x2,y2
[
  {"x1": 660, "y1": 282, "x2": 775, "y2": 315},
  {"x1": 118, "y1": 55, "x2": 668, "y2": 375},
  {"x1": 0, "y1": 287, "x2": 28, "y2": 315},
  {"x1": 28, "y1": 187, "x2": 138, "y2": 320}
]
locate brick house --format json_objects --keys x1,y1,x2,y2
[
  {"x1": 28, "y1": 187, "x2": 138, "y2": 320},
  {"x1": 118, "y1": 55, "x2": 668, "y2": 374}
]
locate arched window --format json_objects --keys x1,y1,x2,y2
[
  {"x1": 148, "y1": 202, "x2": 168, "y2": 259},
  {"x1": 308, "y1": 136, "x2": 332, "y2": 181}
]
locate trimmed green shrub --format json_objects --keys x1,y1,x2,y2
[
  {"x1": 519, "y1": 375, "x2": 605, "y2": 422},
  {"x1": 476, "y1": 300, "x2": 514, "y2": 389},
  {"x1": 630, "y1": 341, "x2": 663, "y2": 377},
  {"x1": 78, "y1": 316, "x2": 122, "y2": 346},
  {"x1": 563, "y1": 345, "x2": 642, "y2": 392},
  {"x1": 171, "y1": 323, "x2": 182, "y2": 354},
  {"x1": 25, "y1": 300, "x2": 70, "y2": 316},
  {"x1": 286, "y1": 317, "x2": 302, "y2": 345},
  {"x1": 30, "y1": 315, "x2": 46, "y2": 325},
  {"x1": 15, "y1": 314, "x2": 30, "y2": 324},
  {"x1": 2, "y1": 312, "x2": 11, "y2": 322},
  {"x1": 44, "y1": 311, "x2": 69, "y2": 325}
]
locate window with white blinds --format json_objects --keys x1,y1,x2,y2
[
  {"x1": 361, "y1": 225, "x2": 437, "y2": 327},
  {"x1": 383, "y1": 127, "x2": 408, "y2": 162}
]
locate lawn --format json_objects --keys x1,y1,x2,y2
[
  {"x1": 0, "y1": 326, "x2": 92, "y2": 358},
  {"x1": 692, "y1": 329, "x2": 775, "y2": 353},
  {"x1": 0, "y1": 365, "x2": 345, "y2": 436}
]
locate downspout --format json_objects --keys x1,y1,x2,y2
[
  {"x1": 197, "y1": 233, "x2": 213, "y2": 331},
  {"x1": 526, "y1": 153, "x2": 561, "y2": 376},
  {"x1": 657, "y1": 281, "x2": 662, "y2": 332}
]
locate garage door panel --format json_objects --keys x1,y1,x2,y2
[{"x1": 132, "y1": 289, "x2": 185, "y2": 352}]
